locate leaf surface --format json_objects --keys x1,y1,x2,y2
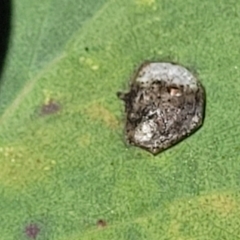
[{"x1": 1, "y1": 0, "x2": 240, "y2": 239}]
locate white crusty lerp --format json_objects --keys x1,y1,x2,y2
[
  {"x1": 135, "y1": 62, "x2": 198, "y2": 91},
  {"x1": 118, "y1": 62, "x2": 205, "y2": 155}
]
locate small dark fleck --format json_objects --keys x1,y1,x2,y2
[
  {"x1": 85, "y1": 47, "x2": 89, "y2": 52},
  {"x1": 25, "y1": 223, "x2": 40, "y2": 239},
  {"x1": 97, "y1": 219, "x2": 107, "y2": 228},
  {"x1": 41, "y1": 100, "x2": 60, "y2": 115}
]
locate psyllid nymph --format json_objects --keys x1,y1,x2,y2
[{"x1": 117, "y1": 62, "x2": 205, "y2": 155}]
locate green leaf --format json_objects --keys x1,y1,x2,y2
[{"x1": 1, "y1": 0, "x2": 240, "y2": 239}]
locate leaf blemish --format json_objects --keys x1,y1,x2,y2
[
  {"x1": 40, "y1": 99, "x2": 61, "y2": 116},
  {"x1": 25, "y1": 223, "x2": 40, "y2": 239},
  {"x1": 97, "y1": 219, "x2": 107, "y2": 228}
]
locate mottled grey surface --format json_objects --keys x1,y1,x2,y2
[{"x1": 118, "y1": 62, "x2": 205, "y2": 154}]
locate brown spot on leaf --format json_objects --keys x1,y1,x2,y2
[
  {"x1": 97, "y1": 219, "x2": 107, "y2": 228},
  {"x1": 41, "y1": 99, "x2": 60, "y2": 115},
  {"x1": 25, "y1": 223, "x2": 40, "y2": 239}
]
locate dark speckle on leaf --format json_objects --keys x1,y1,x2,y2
[
  {"x1": 25, "y1": 223, "x2": 40, "y2": 239},
  {"x1": 41, "y1": 100, "x2": 60, "y2": 116},
  {"x1": 97, "y1": 219, "x2": 107, "y2": 228}
]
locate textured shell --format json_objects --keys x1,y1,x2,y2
[{"x1": 118, "y1": 62, "x2": 205, "y2": 155}]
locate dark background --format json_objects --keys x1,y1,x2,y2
[{"x1": 0, "y1": 0, "x2": 11, "y2": 80}]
